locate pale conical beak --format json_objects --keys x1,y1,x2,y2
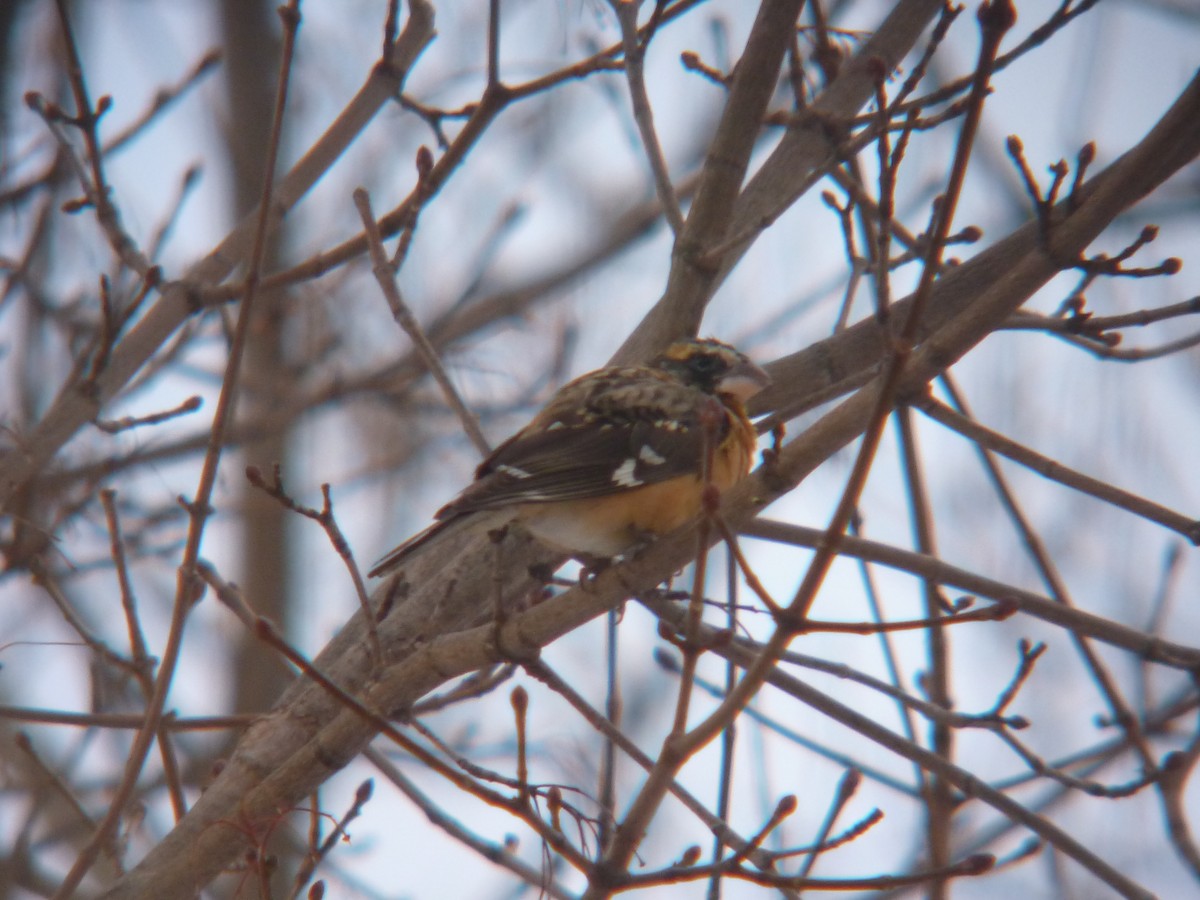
[{"x1": 718, "y1": 360, "x2": 771, "y2": 402}]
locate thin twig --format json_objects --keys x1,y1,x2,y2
[
  {"x1": 48, "y1": 0, "x2": 153, "y2": 277},
  {"x1": 288, "y1": 780, "x2": 373, "y2": 900},
  {"x1": 244, "y1": 466, "x2": 385, "y2": 669},
  {"x1": 915, "y1": 393, "x2": 1199, "y2": 544},
  {"x1": 797, "y1": 769, "x2": 860, "y2": 878},
  {"x1": 0, "y1": 49, "x2": 219, "y2": 209},
  {"x1": 707, "y1": 545, "x2": 741, "y2": 900},
  {"x1": 739, "y1": 518, "x2": 1200, "y2": 670},
  {"x1": 1159, "y1": 736, "x2": 1200, "y2": 878},
  {"x1": 354, "y1": 188, "x2": 491, "y2": 458},
  {"x1": 364, "y1": 747, "x2": 576, "y2": 900},
  {"x1": 894, "y1": 404, "x2": 954, "y2": 894},
  {"x1": 0, "y1": 706, "x2": 255, "y2": 731},
  {"x1": 93, "y1": 395, "x2": 202, "y2": 434},
  {"x1": 937, "y1": 375, "x2": 1159, "y2": 774},
  {"x1": 522, "y1": 658, "x2": 797, "y2": 892},
  {"x1": 612, "y1": 0, "x2": 685, "y2": 234},
  {"x1": 98, "y1": 489, "x2": 188, "y2": 821}
]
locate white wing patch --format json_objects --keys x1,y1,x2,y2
[
  {"x1": 638, "y1": 444, "x2": 666, "y2": 465},
  {"x1": 496, "y1": 464, "x2": 533, "y2": 479},
  {"x1": 611, "y1": 457, "x2": 642, "y2": 488}
]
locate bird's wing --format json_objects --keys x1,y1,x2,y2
[{"x1": 440, "y1": 371, "x2": 729, "y2": 517}]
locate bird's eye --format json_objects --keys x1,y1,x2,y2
[{"x1": 691, "y1": 354, "x2": 721, "y2": 372}]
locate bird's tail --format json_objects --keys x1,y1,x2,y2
[
  {"x1": 368, "y1": 517, "x2": 455, "y2": 578},
  {"x1": 367, "y1": 510, "x2": 510, "y2": 578}
]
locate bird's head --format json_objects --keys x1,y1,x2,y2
[{"x1": 653, "y1": 338, "x2": 771, "y2": 402}]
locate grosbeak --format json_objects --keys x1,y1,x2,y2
[{"x1": 369, "y1": 337, "x2": 769, "y2": 577}]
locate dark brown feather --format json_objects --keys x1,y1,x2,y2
[{"x1": 437, "y1": 368, "x2": 730, "y2": 517}]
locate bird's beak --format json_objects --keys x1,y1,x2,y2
[{"x1": 718, "y1": 360, "x2": 771, "y2": 402}]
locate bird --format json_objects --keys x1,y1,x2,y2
[{"x1": 368, "y1": 337, "x2": 770, "y2": 578}]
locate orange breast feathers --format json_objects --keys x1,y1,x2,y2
[{"x1": 514, "y1": 394, "x2": 758, "y2": 558}]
